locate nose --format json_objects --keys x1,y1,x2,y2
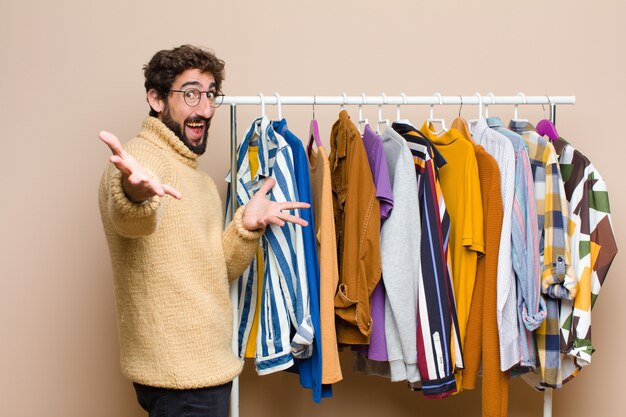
[{"x1": 195, "y1": 95, "x2": 215, "y2": 119}]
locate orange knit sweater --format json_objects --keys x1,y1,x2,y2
[{"x1": 455, "y1": 119, "x2": 510, "y2": 417}]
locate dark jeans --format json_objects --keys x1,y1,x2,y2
[{"x1": 133, "y1": 381, "x2": 232, "y2": 417}]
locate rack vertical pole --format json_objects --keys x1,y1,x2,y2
[{"x1": 229, "y1": 103, "x2": 240, "y2": 417}]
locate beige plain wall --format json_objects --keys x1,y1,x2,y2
[{"x1": 1, "y1": 0, "x2": 624, "y2": 416}]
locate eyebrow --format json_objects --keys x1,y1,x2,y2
[{"x1": 180, "y1": 80, "x2": 217, "y2": 90}]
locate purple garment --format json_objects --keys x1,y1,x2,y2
[
  {"x1": 367, "y1": 281, "x2": 388, "y2": 360},
  {"x1": 362, "y1": 124, "x2": 394, "y2": 360},
  {"x1": 362, "y1": 124, "x2": 394, "y2": 220}
]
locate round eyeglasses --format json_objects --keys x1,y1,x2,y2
[{"x1": 170, "y1": 88, "x2": 225, "y2": 108}]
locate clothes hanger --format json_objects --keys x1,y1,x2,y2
[
  {"x1": 340, "y1": 92, "x2": 347, "y2": 111},
  {"x1": 307, "y1": 95, "x2": 323, "y2": 157},
  {"x1": 468, "y1": 92, "x2": 483, "y2": 131},
  {"x1": 376, "y1": 93, "x2": 390, "y2": 134},
  {"x1": 484, "y1": 92, "x2": 496, "y2": 118},
  {"x1": 426, "y1": 92, "x2": 448, "y2": 134},
  {"x1": 396, "y1": 92, "x2": 407, "y2": 122},
  {"x1": 358, "y1": 93, "x2": 369, "y2": 134},
  {"x1": 252, "y1": 92, "x2": 266, "y2": 143},
  {"x1": 511, "y1": 92, "x2": 528, "y2": 122},
  {"x1": 274, "y1": 92, "x2": 283, "y2": 121},
  {"x1": 536, "y1": 95, "x2": 560, "y2": 141}
]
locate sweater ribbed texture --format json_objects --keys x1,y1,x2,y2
[
  {"x1": 455, "y1": 117, "x2": 510, "y2": 417},
  {"x1": 99, "y1": 117, "x2": 261, "y2": 389}
]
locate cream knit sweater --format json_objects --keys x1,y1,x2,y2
[{"x1": 99, "y1": 117, "x2": 261, "y2": 389}]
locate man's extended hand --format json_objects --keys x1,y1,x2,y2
[
  {"x1": 99, "y1": 131, "x2": 182, "y2": 202},
  {"x1": 242, "y1": 178, "x2": 310, "y2": 231}
]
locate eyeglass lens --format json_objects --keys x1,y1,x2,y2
[{"x1": 182, "y1": 88, "x2": 223, "y2": 108}]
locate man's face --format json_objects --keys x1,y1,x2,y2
[{"x1": 158, "y1": 68, "x2": 217, "y2": 155}]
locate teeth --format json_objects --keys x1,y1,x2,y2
[{"x1": 186, "y1": 122, "x2": 204, "y2": 128}]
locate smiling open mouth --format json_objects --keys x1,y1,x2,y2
[{"x1": 186, "y1": 121, "x2": 205, "y2": 128}]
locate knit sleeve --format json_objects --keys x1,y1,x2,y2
[
  {"x1": 101, "y1": 142, "x2": 172, "y2": 238},
  {"x1": 222, "y1": 205, "x2": 263, "y2": 282}
]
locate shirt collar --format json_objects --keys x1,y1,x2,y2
[
  {"x1": 226, "y1": 116, "x2": 278, "y2": 206},
  {"x1": 486, "y1": 116, "x2": 504, "y2": 128}
]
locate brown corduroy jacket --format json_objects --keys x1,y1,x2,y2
[{"x1": 329, "y1": 110, "x2": 381, "y2": 345}]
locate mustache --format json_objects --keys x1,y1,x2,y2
[{"x1": 185, "y1": 116, "x2": 211, "y2": 125}]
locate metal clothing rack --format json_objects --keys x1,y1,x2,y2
[{"x1": 226, "y1": 94, "x2": 575, "y2": 417}]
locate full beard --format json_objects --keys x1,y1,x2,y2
[{"x1": 161, "y1": 108, "x2": 209, "y2": 155}]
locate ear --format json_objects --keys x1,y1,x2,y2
[{"x1": 147, "y1": 89, "x2": 165, "y2": 114}]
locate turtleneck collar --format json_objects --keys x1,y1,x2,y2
[
  {"x1": 419, "y1": 122, "x2": 464, "y2": 146},
  {"x1": 138, "y1": 117, "x2": 199, "y2": 168}
]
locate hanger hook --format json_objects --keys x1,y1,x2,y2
[
  {"x1": 547, "y1": 95, "x2": 554, "y2": 121},
  {"x1": 434, "y1": 92, "x2": 443, "y2": 105},
  {"x1": 429, "y1": 92, "x2": 443, "y2": 121},
  {"x1": 359, "y1": 93, "x2": 367, "y2": 121},
  {"x1": 458, "y1": 95, "x2": 463, "y2": 118},
  {"x1": 341, "y1": 92, "x2": 347, "y2": 110},
  {"x1": 515, "y1": 92, "x2": 526, "y2": 120},
  {"x1": 312, "y1": 95, "x2": 316, "y2": 119},
  {"x1": 429, "y1": 94, "x2": 436, "y2": 120},
  {"x1": 274, "y1": 93, "x2": 282, "y2": 120},
  {"x1": 259, "y1": 92, "x2": 266, "y2": 117},
  {"x1": 485, "y1": 92, "x2": 495, "y2": 118},
  {"x1": 474, "y1": 93, "x2": 483, "y2": 119},
  {"x1": 397, "y1": 93, "x2": 407, "y2": 120},
  {"x1": 541, "y1": 94, "x2": 554, "y2": 119}
]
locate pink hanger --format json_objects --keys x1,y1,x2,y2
[
  {"x1": 536, "y1": 96, "x2": 560, "y2": 141},
  {"x1": 307, "y1": 96, "x2": 323, "y2": 157},
  {"x1": 536, "y1": 119, "x2": 559, "y2": 141}
]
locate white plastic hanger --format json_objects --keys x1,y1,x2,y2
[
  {"x1": 395, "y1": 92, "x2": 415, "y2": 127},
  {"x1": 396, "y1": 92, "x2": 407, "y2": 121},
  {"x1": 512, "y1": 92, "x2": 529, "y2": 122},
  {"x1": 426, "y1": 92, "x2": 448, "y2": 134},
  {"x1": 377, "y1": 93, "x2": 390, "y2": 134},
  {"x1": 468, "y1": 92, "x2": 483, "y2": 131},
  {"x1": 358, "y1": 93, "x2": 369, "y2": 134},
  {"x1": 340, "y1": 92, "x2": 347, "y2": 111},
  {"x1": 274, "y1": 92, "x2": 282, "y2": 120},
  {"x1": 484, "y1": 92, "x2": 496, "y2": 118}
]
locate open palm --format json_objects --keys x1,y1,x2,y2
[
  {"x1": 99, "y1": 130, "x2": 182, "y2": 202},
  {"x1": 242, "y1": 178, "x2": 310, "y2": 231}
]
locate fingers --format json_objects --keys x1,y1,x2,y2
[
  {"x1": 142, "y1": 180, "x2": 182, "y2": 200},
  {"x1": 109, "y1": 155, "x2": 133, "y2": 176},
  {"x1": 256, "y1": 177, "x2": 276, "y2": 196},
  {"x1": 280, "y1": 201, "x2": 311, "y2": 211},
  {"x1": 162, "y1": 183, "x2": 183, "y2": 200},
  {"x1": 277, "y1": 212, "x2": 308, "y2": 227},
  {"x1": 99, "y1": 131, "x2": 125, "y2": 157}
]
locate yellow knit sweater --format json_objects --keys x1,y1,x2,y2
[{"x1": 98, "y1": 117, "x2": 261, "y2": 389}]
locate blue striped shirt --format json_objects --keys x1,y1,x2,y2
[{"x1": 226, "y1": 116, "x2": 313, "y2": 375}]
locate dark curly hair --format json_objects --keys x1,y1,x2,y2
[{"x1": 143, "y1": 45, "x2": 225, "y2": 117}]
